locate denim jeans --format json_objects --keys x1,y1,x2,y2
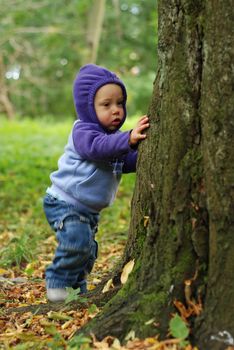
[{"x1": 43, "y1": 194, "x2": 99, "y2": 292}]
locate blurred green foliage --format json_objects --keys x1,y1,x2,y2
[{"x1": 0, "y1": 0, "x2": 157, "y2": 119}]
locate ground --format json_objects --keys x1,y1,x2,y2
[
  {"x1": 0, "y1": 235, "x2": 200, "y2": 350},
  {"x1": 0, "y1": 118, "x2": 203, "y2": 349}
]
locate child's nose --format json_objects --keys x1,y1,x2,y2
[{"x1": 112, "y1": 105, "x2": 120, "y2": 114}]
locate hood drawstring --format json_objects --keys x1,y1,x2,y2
[{"x1": 111, "y1": 159, "x2": 124, "y2": 176}]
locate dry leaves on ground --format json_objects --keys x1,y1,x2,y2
[{"x1": 0, "y1": 239, "x2": 200, "y2": 349}]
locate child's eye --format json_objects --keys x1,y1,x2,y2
[
  {"x1": 102, "y1": 102, "x2": 109, "y2": 107},
  {"x1": 118, "y1": 101, "x2": 124, "y2": 106}
]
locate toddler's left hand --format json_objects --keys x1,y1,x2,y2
[{"x1": 129, "y1": 115, "x2": 149, "y2": 146}]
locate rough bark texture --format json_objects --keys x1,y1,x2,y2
[
  {"x1": 195, "y1": 0, "x2": 234, "y2": 348},
  {"x1": 79, "y1": 1, "x2": 234, "y2": 349}
]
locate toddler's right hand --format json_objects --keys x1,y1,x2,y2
[{"x1": 129, "y1": 115, "x2": 149, "y2": 146}]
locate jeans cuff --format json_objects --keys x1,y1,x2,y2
[
  {"x1": 46, "y1": 279, "x2": 70, "y2": 289},
  {"x1": 46, "y1": 279, "x2": 87, "y2": 294},
  {"x1": 73, "y1": 279, "x2": 87, "y2": 294}
]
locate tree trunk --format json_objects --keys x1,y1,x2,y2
[
  {"x1": 194, "y1": 0, "x2": 234, "y2": 348},
  {"x1": 80, "y1": 1, "x2": 234, "y2": 349}
]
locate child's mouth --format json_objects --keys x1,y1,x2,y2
[{"x1": 111, "y1": 118, "x2": 121, "y2": 126}]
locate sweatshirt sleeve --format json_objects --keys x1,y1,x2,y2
[
  {"x1": 122, "y1": 151, "x2": 137, "y2": 173},
  {"x1": 72, "y1": 124, "x2": 134, "y2": 161}
]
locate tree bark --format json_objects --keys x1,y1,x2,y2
[
  {"x1": 79, "y1": 1, "x2": 234, "y2": 349},
  {"x1": 194, "y1": 1, "x2": 234, "y2": 348}
]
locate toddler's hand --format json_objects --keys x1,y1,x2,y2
[{"x1": 129, "y1": 115, "x2": 149, "y2": 146}]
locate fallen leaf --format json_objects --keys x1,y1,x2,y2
[
  {"x1": 61, "y1": 320, "x2": 73, "y2": 330},
  {"x1": 120, "y1": 260, "x2": 135, "y2": 284},
  {"x1": 174, "y1": 300, "x2": 193, "y2": 321},
  {"x1": 47, "y1": 311, "x2": 72, "y2": 321},
  {"x1": 102, "y1": 278, "x2": 114, "y2": 293},
  {"x1": 112, "y1": 338, "x2": 122, "y2": 349},
  {"x1": 125, "y1": 330, "x2": 135, "y2": 341},
  {"x1": 145, "y1": 318, "x2": 155, "y2": 325},
  {"x1": 143, "y1": 216, "x2": 150, "y2": 227}
]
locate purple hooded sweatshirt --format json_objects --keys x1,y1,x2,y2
[{"x1": 47, "y1": 64, "x2": 137, "y2": 213}]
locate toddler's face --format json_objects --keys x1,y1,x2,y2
[{"x1": 94, "y1": 84, "x2": 125, "y2": 131}]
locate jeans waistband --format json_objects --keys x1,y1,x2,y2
[{"x1": 46, "y1": 184, "x2": 99, "y2": 214}]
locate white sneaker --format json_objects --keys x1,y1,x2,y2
[{"x1": 47, "y1": 288, "x2": 68, "y2": 302}]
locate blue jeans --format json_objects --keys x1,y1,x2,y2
[{"x1": 43, "y1": 194, "x2": 99, "y2": 293}]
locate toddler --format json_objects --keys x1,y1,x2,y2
[{"x1": 44, "y1": 64, "x2": 149, "y2": 302}]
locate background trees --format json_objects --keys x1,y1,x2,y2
[{"x1": 0, "y1": 0, "x2": 156, "y2": 119}]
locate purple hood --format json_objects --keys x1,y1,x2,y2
[{"x1": 73, "y1": 64, "x2": 127, "y2": 130}]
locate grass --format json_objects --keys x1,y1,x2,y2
[{"x1": 0, "y1": 116, "x2": 136, "y2": 269}]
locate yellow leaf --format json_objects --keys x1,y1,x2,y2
[
  {"x1": 112, "y1": 338, "x2": 122, "y2": 349},
  {"x1": 0, "y1": 268, "x2": 8, "y2": 275},
  {"x1": 102, "y1": 278, "x2": 114, "y2": 293},
  {"x1": 88, "y1": 284, "x2": 96, "y2": 290},
  {"x1": 125, "y1": 330, "x2": 135, "y2": 341},
  {"x1": 145, "y1": 336, "x2": 159, "y2": 344},
  {"x1": 145, "y1": 318, "x2": 155, "y2": 325},
  {"x1": 92, "y1": 277, "x2": 102, "y2": 284},
  {"x1": 47, "y1": 311, "x2": 72, "y2": 321},
  {"x1": 61, "y1": 320, "x2": 73, "y2": 329},
  {"x1": 143, "y1": 216, "x2": 150, "y2": 227},
  {"x1": 120, "y1": 260, "x2": 135, "y2": 285}
]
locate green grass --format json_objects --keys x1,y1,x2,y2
[{"x1": 0, "y1": 116, "x2": 136, "y2": 268}]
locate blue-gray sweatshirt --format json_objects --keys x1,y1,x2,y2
[
  {"x1": 47, "y1": 64, "x2": 137, "y2": 213},
  {"x1": 47, "y1": 121, "x2": 137, "y2": 213}
]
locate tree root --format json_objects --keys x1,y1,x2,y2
[
  {"x1": 5, "y1": 268, "x2": 123, "y2": 316},
  {"x1": 5, "y1": 285, "x2": 121, "y2": 315}
]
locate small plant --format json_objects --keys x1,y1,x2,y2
[
  {"x1": 169, "y1": 314, "x2": 190, "y2": 347},
  {"x1": 67, "y1": 333, "x2": 92, "y2": 350},
  {"x1": 65, "y1": 287, "x2": 88, "y2": 304},
  {"x1": 44, "y1": 323, "x2": 67, "y2": 349},
  {"x1": 0, "y1": 233, "x2": 35, "y2": 267}
]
